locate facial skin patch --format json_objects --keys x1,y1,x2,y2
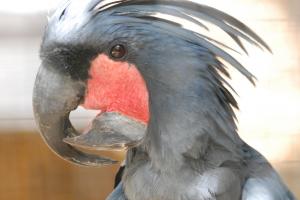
[{"x1": 82, "y1": 54, "x2": 149, "y2": 123}]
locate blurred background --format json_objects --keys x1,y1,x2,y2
[{"x1": 0, "y1": 0, "x2": 299, "y2": 199}]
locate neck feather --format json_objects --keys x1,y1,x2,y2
[{"x1": 142, "y1": 66, "x2": 243, "y2": 171}]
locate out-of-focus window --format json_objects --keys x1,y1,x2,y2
[{"x1": 0, "y1": 0, "x2": 61, "y2": 13}]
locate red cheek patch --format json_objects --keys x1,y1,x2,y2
[{"x1": 82, "y1": 54, "x2": 149, "y2": 123}]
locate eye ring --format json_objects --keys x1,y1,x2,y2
[{"x1": 109, "y1": 44, "x2": 127, "y2": 60}]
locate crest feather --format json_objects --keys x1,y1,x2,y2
[{"x1": 93, "y1": 0, "x2": 271, "y2": 84}]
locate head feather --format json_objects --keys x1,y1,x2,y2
[{"x1": 91, "y1": 0, "x2": 270, "y2": 85}]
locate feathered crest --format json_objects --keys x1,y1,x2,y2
[{"x1": 91, "y1": 0, "x2": 271, "y2": 84}]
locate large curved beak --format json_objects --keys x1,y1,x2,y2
[{"x1": 33, "y1": 64, "x2": 116, "y2": 166}]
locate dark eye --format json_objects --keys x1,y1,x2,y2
[{"x1": 109, "y1": 44, "x2": 126, "y2": 59}]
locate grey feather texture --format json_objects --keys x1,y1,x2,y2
[
  {"x1": 42, "y1": 0, "x2": 296, "y2": 199},
  {"x1": 93, "y1": 0, "x2": 271, "y2": 84},
  {"x1": 106, "y1": 183, "x2": 127, "y2": 200}
]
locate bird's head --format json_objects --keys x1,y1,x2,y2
[{"x1": 33, "y1": 0, "x2": 270, "y2": 166}]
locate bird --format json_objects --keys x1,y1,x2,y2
[{"x1": 32, "y1": 0, "x2": 296, "y2": 199}]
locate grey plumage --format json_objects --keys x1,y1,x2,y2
[
  {"x1": 35, "y1": 0, "x2": 296, "y2": 199},
  {"x1": 107, "y1": 183, "x2": 127, "y2": 200}
]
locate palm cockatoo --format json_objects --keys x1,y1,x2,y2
[{"x1": 33, "y1": 0, "x2": 296, "y2": 199}]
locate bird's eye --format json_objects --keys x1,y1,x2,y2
[{"x1": 109, "y1": 44, "x2": 126, "y2": 59}]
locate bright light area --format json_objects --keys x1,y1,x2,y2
[{"x1": 0, "y1": 0, "x2": 62, "y2": 13}]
